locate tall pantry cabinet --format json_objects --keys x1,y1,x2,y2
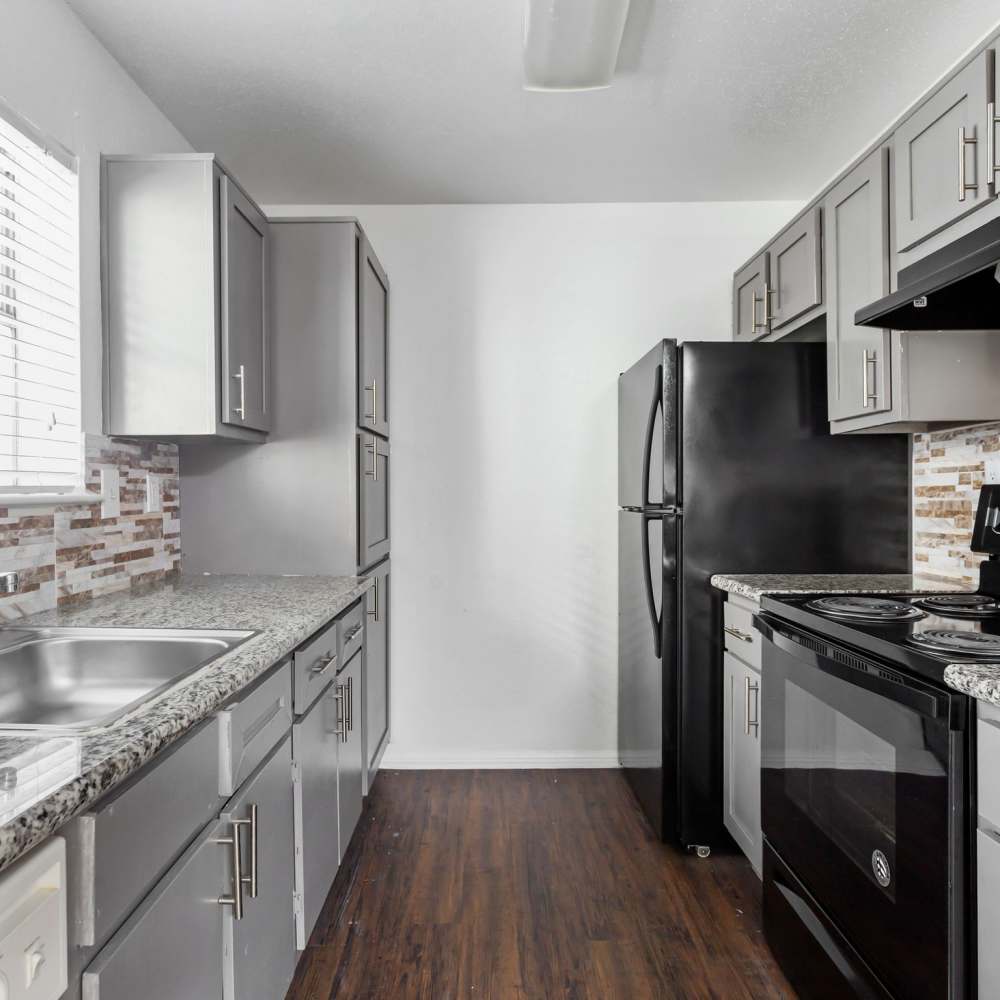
[{"x1": 180, "y1": 219, "x2": 391, "y2": 785}]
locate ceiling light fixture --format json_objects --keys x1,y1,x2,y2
[{"x1": 522, "y1": 0, "x2": 631, "y2": 92}]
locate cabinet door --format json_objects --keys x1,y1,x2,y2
[
  {"x1": 732, "y1": 252, "x2": 769, "y2": 341},
  {"x1": 292, "y1": 683, "x2": 341, "y2": 949},
  {"x1": 220, "y1": 174, "x2": 270, "y2": 432},
  {"x1": 222, "y1": 736, "x2": 296, "y2": 1000},
  {"x1": 768, "y1": 208, "x2": 822, "y2": 330},
  {"x1": 723, "y1": 651, "x2": 761, "y2": 875},
  {"x1": 825, "y1": 148, "x2": 892, "y2": 421},
  {"x1": 363, "y1": 558, "x2": 390, "y2": 779},
  {"x1": 81, "y1": 818, "x2": 226, "y2": 1000},
  {"x1": 894, "y1": 50, "x2": 994, "y2": 253},
  {"x1": 357, "y1": 237, "x2": 389, "y2": 437},
  {"x1": 979, "y1": 828, "x2": 1000, "y2": 998},
  {"x1": 358, "y1": 432, "x2": 390, "y2": 570},
  {"x1": 338, "y1": 653, "x2": 364, "y2": 854}
]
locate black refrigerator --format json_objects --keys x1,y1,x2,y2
[{"x1": 618, "y1": 340, "x2": 910, "y2": 850}]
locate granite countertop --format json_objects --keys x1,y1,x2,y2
[
  {"x1": 711, "y1": 573, "x2": 1000, "y2": 708},
  {"x1": 710, "y1": 573, "x2": 970, "y2": 602},
  {"x1": 0, "y1": 573, "x2": 371, "y2": 872}
]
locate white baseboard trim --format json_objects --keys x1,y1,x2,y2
[{"x1": 379, "y1": 747, "x2": 621, "y2": 770}]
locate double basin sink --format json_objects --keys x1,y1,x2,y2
[{"x1": 0, "y1": 626, "x2": 254, "y2": 731}]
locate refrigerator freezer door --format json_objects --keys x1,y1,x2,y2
[
  {"x1": 618, "y1": 509, "x2": 678, "y2": 840},
  {"x1": 618, "y1": 341, "x2": 677, "y2": 510}
]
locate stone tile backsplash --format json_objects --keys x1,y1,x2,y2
[
  {"x1": 0, "y1": 434, "x2": 180, "y2": 620},
  {"x1": 912, "y1": 423, "x2": 1000, "y2": 588}
]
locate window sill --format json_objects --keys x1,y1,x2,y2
[{"x1": 0, "y1": 492, "x2": 102, "y2": 508}]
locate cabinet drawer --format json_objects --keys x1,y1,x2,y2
[
  {"x1": 82, "y1": 816, "x2": 226, "y2": 1000},
  {"x1": 980, "y1": 828, "x2": 1000, "y2": 998},
  {"x1": 979, "y1": 705, "x2": 1000, "y2": 830},
  {"x1": 218, "y1": 663, "x2": 292, "y2": 797},
  {"x1": 338, "y1": 600, "x2": 365, "y2": 666},
  {"x1": 66, "y1": 717, "x2": 220, "y2": 950},
  {"x1": 293, "y1": 620, "x2": 338, "y2": 717},
  {"x1": 723, "y1": 601, "x2": 761, "y2": 668}
]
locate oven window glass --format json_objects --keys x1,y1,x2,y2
[{"x1": 783, "y1": 679, "x2": 898, "y2": 898}]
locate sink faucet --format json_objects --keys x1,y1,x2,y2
[{"x1": 0, "y1": 572, "x2": 19, "y2": 595}]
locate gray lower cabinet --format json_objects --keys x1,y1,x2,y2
[
  {"x1": 824, "y1": 148, "x2": 892, "y2": 423},
  {"x1": 732, "y1": 252, "x2": 769, "y2": 341},
  {"x1": 979, "y1": 702, "x2": 1000, "y2": 996},
  {"x1": 292, "y1": 682, "x2": 341, "y2": 949},
  {"x1": 358, "y1": 433, "x2": 390, "y2": 570},
  {"x1": 723, "y1": 650, "x2": 761, "y2": 876},
  {"x1": 358, "y1": 235, "x2": 390, "y2": 438},
  {"x1": 221, "y1": 736, "x2": 297, "y2": 1000},
  {"x1": 81, "y1": 817, "x2": 227, "y2": 1000},
  {"x1": 893, "y1": 49, "x2": 996, "y2": 254},
  {"x1": 102, "y1": 154, "x2": 269, "y2": 440},
  {"x1": 363, "y1": 558, "x2": 390, "y2": 782},
  {"x1": 767, "y1": 207, "x2": 822, "y2": 332},
  {"x1": 338, "y1": 653, "x2": 365, "y2": 853}
]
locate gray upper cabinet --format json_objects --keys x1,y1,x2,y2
[
  {"x1": 363, "y1": 558, "x2": 390, "y2": 783},
  {"x1": 102, "y1": 154, "x2": 269, "y2": 440},
  {"x1": 894, "y1": 50, "x2": 995, "y2": 253},
  {"x1": 358, "y1": 432, "x2": 390, "y2": 570},
  {"x1": 220, "y1": 176, "x2": 270, "y2": 433},
  {"x1": 732, "y1": 252, "x2": 769, "y2": 341},
  {"x1": 358, "y1": 236, "x2": 389, "y2": 438},
  {"x1": 825, "y1": 148, "x2": 892, "y2": 423},
  {"x1": 768, "y1": 208, "x2": 822, "y2": 331}
]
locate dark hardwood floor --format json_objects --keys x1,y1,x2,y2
[{"x1": 287, "y1": 770, "x2": 795, "y2": 1000}]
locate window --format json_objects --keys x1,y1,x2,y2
[{"x1": 0, "y1": 103, "x2": 80, "y2": 493}]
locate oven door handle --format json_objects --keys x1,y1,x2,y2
[{"x1": 754, "y1": 613, "x2": 954, "y2": 724}]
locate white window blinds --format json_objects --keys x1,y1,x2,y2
[{"x1": 0, "y1": 106, "x2": 80, "y2": 492}]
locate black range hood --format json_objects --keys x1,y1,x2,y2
[{"x1": 855, "y1": 215, "x2": 1000, "y2": 329}]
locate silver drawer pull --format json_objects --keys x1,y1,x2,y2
[
  {"x1": 346, "y1": 674, "x2": 354, "y2": 733},
  {"x1": 343, "y1": 623, "x2": 363, "y2": 644},
  {"x1": 367, "y1": 578, "x2": 379, "y2": 622},
  {"x1": 365, "y1": 440, "x2": 379, "y2": 481},
  {"x1": 744, "y1": 676, "x2": 760, "y2": 737},
  {"x1": 989, "y1": 102, "x2": 1000, "y2": 187},
  {"x1": 862, "y1": 349, "x2": 878, "y2": 408},
  {"x1": 364, "y1": 378, "x2": 378, "y2": 424},
  {"x1": 309, "y1": 651, "x2": 336, "y2": 677},
  {"x1": 724, "y1": 625, "x2": 754, "y2": 644}
]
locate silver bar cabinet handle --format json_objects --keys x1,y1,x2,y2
[
  {"x1": 239, "y1": 804, "x2": 258, "y2": 899},
  {"x1": 365, "y1": 439, "x2": 378, "y2": 481},
  {"x1": 309, "y1": 651, "x2": 336, "y2": 677},
  {"x1": 862, "y1": 350, "x2": 878, "y2": 408},
  {"x1": 334, "y1": 684, "x2": 346, "y2": 741},
  {"x1": 762, "y1": 283, "x2": 775, "y2": 324},
  {"x1": 231, "y1": 364, "x2": 246, "y2": 420},
  {"x1": 745, "y1": 677, "x2": 760, "y2": 738},
  {"x1": 959, "y1": 125, "x2": 978, "y2": 201},
  {"x1": 346, "y1": 675, "x2": 353, "y2": 733},
  {"x1": 367, "y1": 577, "x2": 379, "y2": 622},
  {"x1": 989, "y1": 102, "x2": 1000, "y2": 186},
  {"x1": 750, "y1": 291, "x2": 765, "y2": 332},
  {"x1": 364, "y1": 378, "x2": 378, "y2": 423},
  {"x1": 217, "y1": 820, "x2": 245, "y2": 919},
  {"x1": 724, "y1": 625, "x2": 753, "y2": 644}
]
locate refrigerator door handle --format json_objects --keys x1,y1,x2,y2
[
  {"x1": 641, "y1": 513, "x2": 662, "y2": 659},
  {"x1": 640, "y1": 364, "x2": 662, "y2": 508}
]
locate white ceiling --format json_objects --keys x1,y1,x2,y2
[{"x1": 67, "y1": 0, "x2": 1000, "y2": 204}]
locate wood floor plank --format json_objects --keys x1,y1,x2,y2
[{"x1": 287, "y1": 770, "x2": 795, "y2": 1000}]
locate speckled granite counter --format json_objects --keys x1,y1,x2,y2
[
  {"x1": 0, "y1": 573, "x2": 371, "y2": 872},
  {"x1": 710, "y1": 573, "x2": 970, "y2": 602},
  {"x1": 942, "y1": 664, "x2": 1000, "y2": 708}
]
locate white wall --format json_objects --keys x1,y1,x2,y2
[
  {"x1": 268, "y1": 202, "x2": 801, "y2": 767},
  {"x1": 1, "y1": 0, "x2": 192, "y2": 433}
]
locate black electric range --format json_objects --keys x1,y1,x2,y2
[{"x1": 759, "y1": 589, "x2": 1000, "y2": 686}]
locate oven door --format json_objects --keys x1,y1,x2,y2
[{"x1": 756, "y1": 614, "x2": 968, "y2": 1000}]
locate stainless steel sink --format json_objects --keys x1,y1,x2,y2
[{"x1": 0, "y1": 627, "x2": 255, "y2": 730}]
